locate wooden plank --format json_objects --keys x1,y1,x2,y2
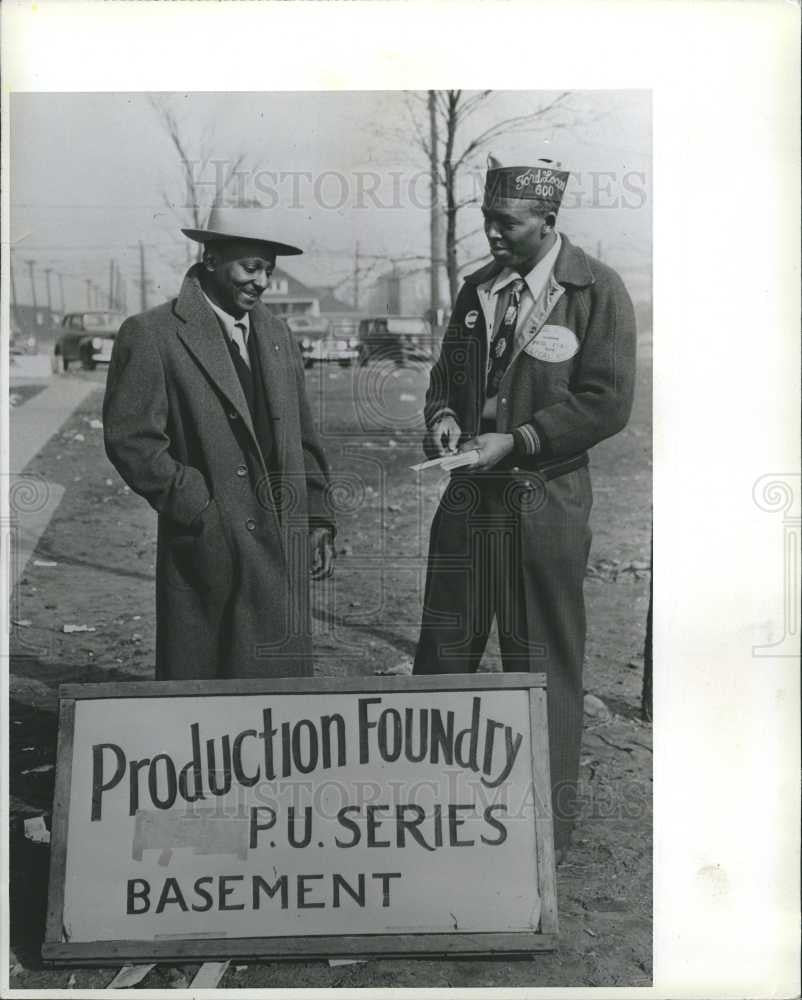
[
  {"x1": 43, "y1": 698, "x2": 75, "y2": 947},
  {"x1": 189, "y1": 961, "x2": 230, "y2": 988},
  {"x1": 42, "y1": 931, "x2": 557, "y2": 965},
  {"x1": 107, "y1": 963, "x2": 155, "y2": 988},
  {"x1": 529, "y1": 687, "x2": 559, "y2": 936},
  {"x1": 59, "y1": 671, "x2": 546, "y2": 701}
]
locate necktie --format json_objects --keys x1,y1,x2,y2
[
  {"x1": 486, "y1": 278, "x2": 524, "y2": 398},
  {"x1": 231, "y1": 321, "x2": 250, "y2": 369}
]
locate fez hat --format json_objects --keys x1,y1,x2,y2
[
  {"x1": 484, "y1": 154, "x2": 570, "y2": 214},
  {"x1": 182, "y1": 206, "x2": 303, "y2": 256}
]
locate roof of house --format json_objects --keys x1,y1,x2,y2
[
  {"x1": 265, "y1": 265, "x2": 319, "y2": 301},
  {"x1": 314, "y1": 286, "x2": 356, "y2": 314}
]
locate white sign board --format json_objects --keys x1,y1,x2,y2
[{"x1": 44, "y1": 675, "x2": 557, "y2": 963}]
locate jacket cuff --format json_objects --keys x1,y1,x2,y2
[{"x1": 511, "y1": 423, "x2": 542, "y2": 457}]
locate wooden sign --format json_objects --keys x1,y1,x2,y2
[{"x1": 43, "y1": 674, "x2": 557, "y2": 964}]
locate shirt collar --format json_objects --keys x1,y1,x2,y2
[
  {"x1": 488, "y1": 232, "x2": 562, "y2": 299},
  {"x1": 201, "y1": 290, "x2": 250, "y2": 338}
]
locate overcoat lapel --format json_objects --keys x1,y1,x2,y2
[
  {"x1": 174, "y1": 269, "x2": 259, "y2": 446},
  {"x1": 248, "y1": 305, "x2": 288, "y2": 469}
]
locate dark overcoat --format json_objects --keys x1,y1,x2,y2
[{"x1": 103, "y1": 266, "x2": 333, "y2": 680}]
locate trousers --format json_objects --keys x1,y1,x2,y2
[{"x1": 413, "y1": 465, "x2": 593, "y2": 850}]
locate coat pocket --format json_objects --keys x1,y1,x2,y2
[{"x1": 165, "y1": 499, "x2": 234, "y2": 593}]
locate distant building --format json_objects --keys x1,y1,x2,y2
[
  {"x1": 261, "y1": 267, "x2": 321, "y2": 316},
  {"x1": 363, "y1": 266, "x2": 431, "y2": 318}
]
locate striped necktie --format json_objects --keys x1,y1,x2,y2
[
  {"x1": 486, "y1": 277, "x2": 524, "y2": 398},
  {"x1": 230, "y1": 321, "x2": 250, "y2": 369}
]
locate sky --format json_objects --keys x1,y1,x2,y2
[{"x1": 10, "y1": 90, "x2": 651, "y2": 312}]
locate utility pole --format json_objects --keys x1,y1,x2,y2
[
  {"x1": 389, "y1": 260, "x2": 401, "y2": 315},
  {"x1": 10, "y1": 257, "x2": 18, "y2": 311},
  {"x1": 428, "y1": 90, "x2": 441, "y2": 324},
  {"x1": 43, "y1": 267, "x2": 53, "y2": 314},
  {"x1": 86, "y1": 278, "x2": 93, "y2": 309},
  {"x1": 25, "y1": 260, "x2": 37, "y2": 309},
  {"x1": 596, "y1": 239, "x2": 603, "y2": 263},
  {"x1": 108, "y1": 259, "x2": 116, "y2": 310},
  {"x1": 58, "y1": 272, "x2": 66, "y2": 312},
  {"x1": 353, "y1": 241, "x2": 360, "y2": 311},
  {"x1": 139, "y1": 241, "x2": 148, "y2": 312}
]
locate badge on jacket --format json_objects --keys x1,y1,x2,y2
[{"x1": 524, "y1": 324, "x2": 580, "y2": 363}]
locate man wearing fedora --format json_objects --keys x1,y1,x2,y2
[
  {"x1": 414, "y1": 157, "x2": 637, "y2": 859},
  {"x1": 104, "y1": 207, "x2": 335, "y2": 680}
]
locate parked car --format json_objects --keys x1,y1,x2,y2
[
  {"x1": 357, "y1": 315, "x2": 434, "y2": 366},
  {"x1": 287, "y1": 315, "x2": 358, "y2": 369},
  {"x1": 10, "y1": 314, "x2": 38, "y2": 356},
  {"x1": 53, "y1": 311, "x2": 124, "y2": 372}
]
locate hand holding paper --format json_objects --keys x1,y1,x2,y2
[{"x1": 410, "y1": 450, "x2": 481, "y2": 473}]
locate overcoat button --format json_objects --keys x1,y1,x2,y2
[
  {"x1": 246, "y1": 519, "x2": 256, "y2": 531},
  {"x1": 228, "y1": 411, "x2": 238, "y2": 420},
  {"x1": 512, "y1": 466, "x2": 520, "y2": 472},
  {"x1": 501, "y1": 397, "x2": 508, "y2": 405},
  {"x1": 274, "y1": 344, "x2": 280, "y2": 352},
  {"x1": 236, "y1": 465, "x2": 247, "y2": 477}
]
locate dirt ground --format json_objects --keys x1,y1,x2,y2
[{"x1": 8, "y1": 336, "x2": 652, "y2": 990}]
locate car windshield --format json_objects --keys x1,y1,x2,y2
[{"x1": 83, "y1": 313, "x2": 121, "y2": 330}]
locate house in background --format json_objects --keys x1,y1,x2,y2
[
  {"x1": 261, "y1": 266, "x2": 322, "y2": 317},
  {"x1": 262, "y1": 268, "x2": 359, "y2": 333}
]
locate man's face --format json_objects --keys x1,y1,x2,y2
[
  {"x1": 203, "y1": 240, "x2": 276, "y2": 315},
  {"x1": 482, "y1": 198, "x2": 551, "y2": 271}
]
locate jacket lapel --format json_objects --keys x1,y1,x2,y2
[
  {"x1": 174, "y1": 267, "x2": 257, "y2": 444},
  {"x1": 248, "y1": 305, "x2": 287, "y2": 464},
  {"x1": 505, "y1": 234, "x2": 593, "y2": 371},
  {"x1": 510, "y1": 274, "x2": 565, "y2": 364}
]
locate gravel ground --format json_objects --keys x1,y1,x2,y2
[{"x1": 9, "y1": 336, "x2": 652, "y2": 989}]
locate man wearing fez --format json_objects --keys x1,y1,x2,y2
[
  {"x1": 104, "y1": 207, "x2": 335, "y2": 680},
  {"x1": 415, "y1": 157, "x2": 636, "y2": 858}
]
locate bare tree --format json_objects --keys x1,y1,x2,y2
[
  {"x1": 149, "y1": 96, "x2": 248, "y2": 263},
  {"x1": 405, "y1": 90, "x2": 579, "y2": 307}
]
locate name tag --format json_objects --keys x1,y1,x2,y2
[{"x1": 524, "y1": 324, "x2": 579, "y2": 363}]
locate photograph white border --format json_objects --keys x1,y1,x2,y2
[{"x1": 1, "y1": 1, "x2": 799, "y2": 998}]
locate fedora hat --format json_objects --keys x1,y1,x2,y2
[{"x1": 182, "y1": 206, "x2": 303, "y2": 256}]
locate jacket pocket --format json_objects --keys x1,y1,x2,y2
[{"x1": 165, "y1": 499, "x2": 234, "y2": 593}]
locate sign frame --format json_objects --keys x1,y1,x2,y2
[{"x1": 43, "y1": 673, "x2": 558, "y2": 965}]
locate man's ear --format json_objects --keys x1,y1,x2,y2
[
  {"x1": 202, "y1": 247, "x2": 218, "y2": 272},
  {"x1": 542, "y1": 211, "x2": 557, "y2": 233}
]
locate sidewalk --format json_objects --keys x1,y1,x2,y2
[
  {"x1": 9, "y1": 375, "x2": 98, "y2": 587},
  {"x1": 11, "y1": 375, "x2": 97, "y2": 473}
]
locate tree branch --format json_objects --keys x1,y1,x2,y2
[{"x1": 453, "y1": 91, "x2": 572, "y2": 169}]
